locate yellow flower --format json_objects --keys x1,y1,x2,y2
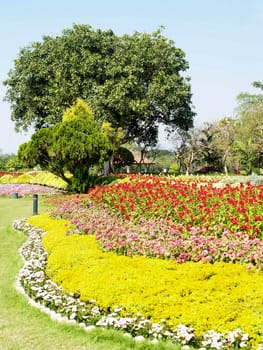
[{"x1": 28, "y1": 214, "x2": 263, "y2": 346}]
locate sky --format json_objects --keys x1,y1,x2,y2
[{"x1": 1, "y1": 0, "x2": 263, "y2": 154}]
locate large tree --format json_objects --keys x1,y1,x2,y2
[
  {"x1": 4, "y1": 24, "x2": 195, "y2": 147},
  {"x1": 234, "y1": 81, "x2": 263, "y2": 173},
  {"x1": 210, "y1": 117, "x2": 238, "y2": 175},
  {"x1": 18, "y1": 99, "x2": 113, "y2": 192}
]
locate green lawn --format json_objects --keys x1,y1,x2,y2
[{"x1": 0, "y1": 196, "x2": 179, "y2": 350}]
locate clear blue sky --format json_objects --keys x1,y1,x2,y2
[{"x1": 1, "y1": 0, "x2": 262, "y2": 153}]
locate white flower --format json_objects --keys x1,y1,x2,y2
[
  {"x1": 123, "y1": 333, "x2": 132, "y2": 338},
  {"x1": 134, "y1": 335, "x2": 145, "y2": 342},
  {"x1": 113, "y1": 306, "x2": 122, "y2": 313},
  {"x1": 91, "y1": 306, "x2": 101, "y2": 316},
  {"x1": 241, "y1": 333, "x2": 249, "y2": 341},
  {"x1": 70, "y1": 312, "x2": 76, "y2": 320},
  {"x1": 202, "y1": 330, "x2": 225, "y2": 350},
  {"x1": 181, "y1": 346, "x2": 190, "y2": 350},
  {"x1": 175, "y1": 323, "x2": 195, "y2": 344},
  {"x1": 240, "y1": 341, "x2": 247, "y2": 348}
]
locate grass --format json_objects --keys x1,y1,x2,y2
[{"x1": 0, "y1": 196, "x2": 180, "y2": 350}]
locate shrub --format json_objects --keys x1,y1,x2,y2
[
  {"x1": 168, "y1": 163, "x2": 180, "y2": 175},
  {"x1": 195, "y1": 166, "x2": 223, "y2": 174}
]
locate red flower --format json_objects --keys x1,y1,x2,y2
[
  {"x1": 237, "y1": 207, "x2": 246, "y2": 214},
  {"x1": 230, "y1": 217, "x2": 239, "y2": 224}
]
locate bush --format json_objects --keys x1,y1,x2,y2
[
  {"x1": 168, "y1": 163, "x2": 180, "y2": 175},
  {"x1": 195, "y1": 166, "x2": 223, "y2": 174}
]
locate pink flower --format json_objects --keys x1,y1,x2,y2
[{"x1": 204, "y1": 255, "x2": 213, "y2": 262}]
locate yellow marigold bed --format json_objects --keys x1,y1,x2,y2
[{"x1": 28, "y1": 214, "x2": 263, "y2": 346}]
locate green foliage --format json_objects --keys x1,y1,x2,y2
[
  {"x1": 4, "y1": 24, "x2": 194, "y2": 147},
  {"x1": 168, "y1": 163, "x2": 180, "y2": 175},
  {"x1": 113, "y1": 146, "x2": 135, "y2": 170},
  {"x1": 0, "y1": 153, "x2": 18, "y2": 170},
  {"x1": 234, "y1": 81, "x2": 263, "y2": 173},
  {"x1": 93, "y1": 175, "x2": 119, "y2": 186},
  {"x1": 63, "y1": 97, "x2": 93, "y2": 122},
  {"x1": 5, "y1": 155, "x2": 25, "y2": 171},
  {"x1": 18, "y1": 100, "x2": 113, "y2": 192},
  {"x1": 146, "y1": 149, "x2": 175, "y2": 171},
  {"x1": 0, "y1": 159, "x2": 6, "y2": 170}
]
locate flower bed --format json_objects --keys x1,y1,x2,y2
[
  {"x1": 0, "y1": 183, "x2": 64, "y2": 197},
  {"x1": 13, "y1": 174, "x2": 263, "y2": 348},
  {"x1": 0, "y1": 171, "x2": 23, "y2": 178},
  {"x1": 14, "y1": 215, "x2": 260, "y2": 348},
  {"x1": 49, "y1": 194, "x2": 263, "y2": 268},
  {"x1": 0, "y1": 171, "x2": 68, "y2": 190},
  {"x1": 88, "y1": 175, "x2": 263, "y2": 238}
]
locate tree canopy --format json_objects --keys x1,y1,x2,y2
[
  {"x1": 18, "y1": 99, "x2": 113, "y2": 192},
  {"x1": 166, "y1": 81, "x2": 263, "y2": 175},
  {"x1": 4, "y1": 24, "x2": 195, "y2": 147}
]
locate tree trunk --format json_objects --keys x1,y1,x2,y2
[
  {"x1": 222, "y1": 149, "x2": 229, "y2": 176},
  {"x1": 103, "y1": 161, "x2": 110, "y2": 176},
  {"x1": 224, "y1": 164, "x2": 228, "y2": 176}
]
